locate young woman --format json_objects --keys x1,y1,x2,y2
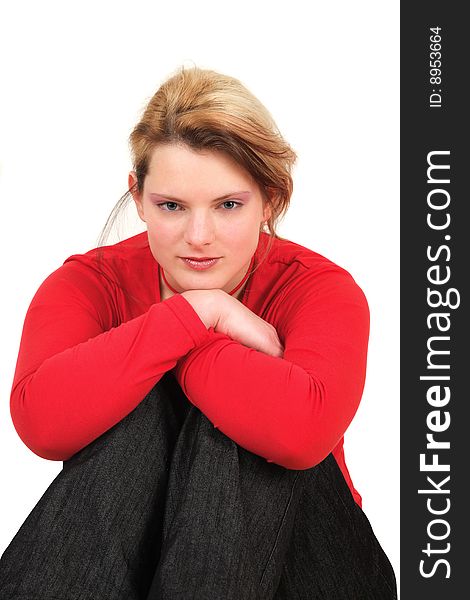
[{"x1": 0, "y1": 66, "x2": 397, "y2": 599}]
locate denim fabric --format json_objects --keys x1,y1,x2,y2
[{"x1": 0, "y1": 372, "x2": 397, "y2": 599}]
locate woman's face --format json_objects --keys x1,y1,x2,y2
[{"x1": 130, "y1": 143, "x2": 271, "y2": 299}]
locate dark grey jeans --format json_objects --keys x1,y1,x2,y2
[{"x1": 0, "y1": 372, "x2": 397, "y2": 599}]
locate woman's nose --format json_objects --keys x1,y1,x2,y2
[{"x1": 183, "y1": 212, "x2": 216, "y2": 245}]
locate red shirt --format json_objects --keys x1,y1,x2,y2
[{"x1": 10, "y1": 231, "x2": 369, "y2": 507}]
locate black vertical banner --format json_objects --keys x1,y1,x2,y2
[{"x1": 401, "y1": 3, "x2": 468, "y2": 598}]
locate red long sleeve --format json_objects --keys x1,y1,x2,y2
[
  {"x1": 174, "y1": 269, "x2": 369, "y2": 472},
  {"x1": 10, "y1": 259, "x2": 210, "y2": 460}
]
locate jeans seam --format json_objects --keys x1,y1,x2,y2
[
  {"x1": 258, "y1": 471, "x2": 301, "y2": 588},
  {"x1": 328, "y1": 460, "x2": 396, "y2": 597},
  {"x1": 162, "y1": 409, "x2": 202, "y2": 541}
]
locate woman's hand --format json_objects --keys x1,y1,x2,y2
[
  {"x1": 181, "y1": 289, "x2": 284, "y2": 358},
  {"x1": 213, "y1": 290, "x2": 284, "y2": 358},
  {"x1": 180, "y1": 289, "x2": 221, "y2": 329}
]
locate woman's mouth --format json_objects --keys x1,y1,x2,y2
[{"x1": 180, "y1": 257, "x2": 220, "y2": 270}]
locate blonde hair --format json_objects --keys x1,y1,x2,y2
[{"x1": 97, "y1": 65, "x2": 297, "y2": 258}]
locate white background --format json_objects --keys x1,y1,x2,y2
[{"x1": 0, "y1": 0, "x2": 400, "y2": 593}]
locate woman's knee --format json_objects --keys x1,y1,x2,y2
[{"x1": 62, "y1": 373, "x2": 189, "y2": 473}]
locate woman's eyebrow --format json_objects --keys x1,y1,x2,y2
[{"x1": 149, "y1": 191, "x2": 252, "y2": 202}]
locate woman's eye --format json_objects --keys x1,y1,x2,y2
[
  {"x1": 157, "y1": 202, "x2": 180, "y2": 211},
  {"x1": 221, "y1": 200, "x2": 241, "y2": 210}
]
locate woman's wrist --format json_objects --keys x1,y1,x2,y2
[{"x1": 180, "y1": 289, "x2": 223, "y2": 330}]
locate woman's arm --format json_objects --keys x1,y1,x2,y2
[
  {"x1": 173, "y1": 270, "x2": 370, "y2": 470},
  {"x1": 10, "y1": 262, "x2": 216, "y2": 461}
]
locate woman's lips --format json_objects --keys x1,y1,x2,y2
[{"x1": 181, "y1": 257, "x2": 220, "y2": 270}]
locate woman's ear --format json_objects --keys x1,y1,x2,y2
[
  {"x1": 262, "y1": 187, "x2": 275, "y2": 223},
  {"x1": 262, "y1": 203, "x2": 272, "y2": 223},
  {"x1": 128, "y1": 171, "x2": 145, "y2": 222}
]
